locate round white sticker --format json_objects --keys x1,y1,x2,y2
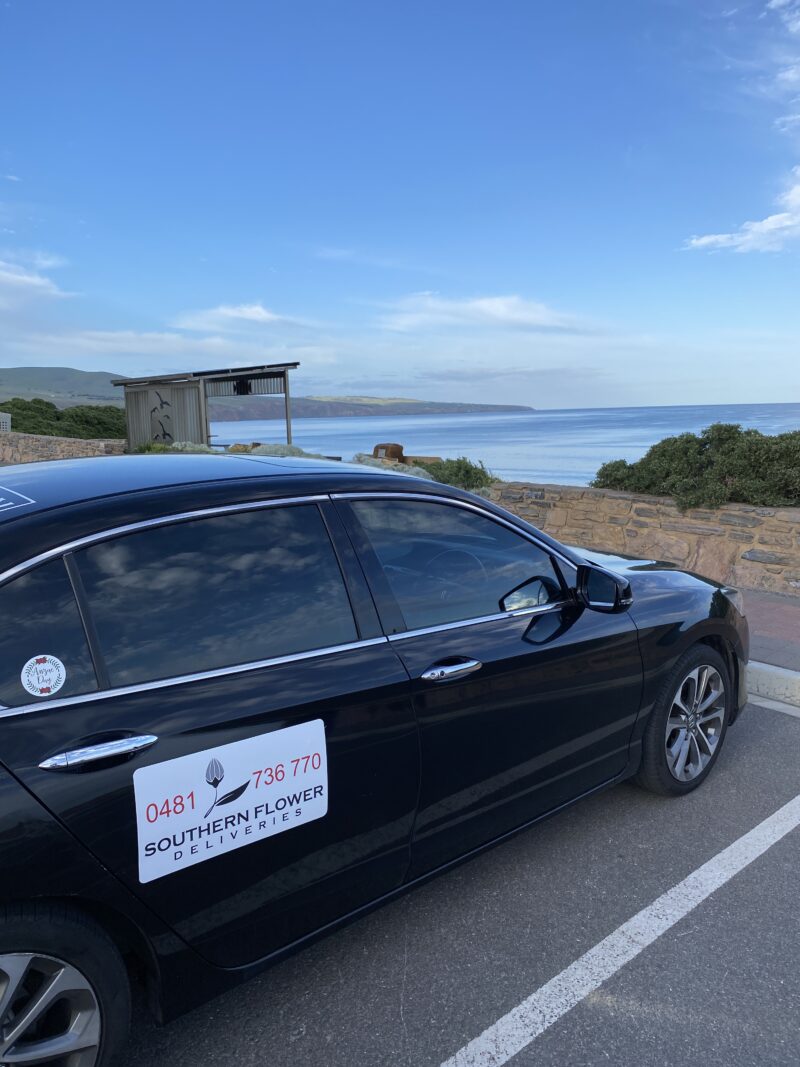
[{"x1": 20, "y1": 655, "x2": 67, "y2": 698}]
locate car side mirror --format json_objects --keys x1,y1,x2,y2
[{"x1": 576, "y1": 565, "x2": 632, "y2": 613}]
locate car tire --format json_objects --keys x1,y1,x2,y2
[
  {"x1": 635, "y1": 644, "x2": 732, "y2": 796},
  {"x1": 0, "y1": 902, "x2": 130, "y2": 1067}
]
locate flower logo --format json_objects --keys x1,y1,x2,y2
[{"x1": 203, "y1": 758, "x2": 249, "y2": 818}]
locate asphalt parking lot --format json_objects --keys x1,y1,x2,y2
[{"x1": 120, "y1": 702, "x2": 800, "y2": 1067}]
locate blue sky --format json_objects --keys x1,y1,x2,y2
[{"x1": 1, "y1": 0, "x2": 799, "y2": 407}]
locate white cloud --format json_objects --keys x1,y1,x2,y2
[
  {"x1": 3, "y1": 175, "x2": 21, "y2": 183},
  {"x1": 687, "y1": 165, "x2": 800, "y2": 251},
  {"x1": 314, "y1": 246, "x2": 428, "y2": 272},
  {"x1": 768, "y1": 0, "x2": 800, "y2": 35},
  {"x1": 0, "y1": 248, "x2": 68, "y2": 270},
  {"x1": 376, "y1": 292, "x2": 585, "y2": 333},
  {"x1": 0, "y1": 258, "x2": 70, "y2": 308},
  {"x1": 172, "y1": 302, "x2": 286, "y2": 331}
]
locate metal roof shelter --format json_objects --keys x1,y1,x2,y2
[{"x1": 112, "y1": 362, "x2": 299, "y2": 450}]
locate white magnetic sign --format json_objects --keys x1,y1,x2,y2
[
  {"x1": 133, "y1": 719, "x2": 328, "y2": 883},
  {"x1": 21, "y1": 655, "x2": 66, "y2": 698}
]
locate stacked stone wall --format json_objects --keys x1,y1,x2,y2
[
  {"x1": 482, "y1": 482, "x2": 800, "y2": 595},
  {"x1": 0, "y1": 431, "x2": 125, "y2": 465}
]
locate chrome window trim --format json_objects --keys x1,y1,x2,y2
[
  {"x1": 333, "y1": 490, "x2": 576, "y2": 635},
  {"x1": 331, "y1": 490, "x2": 579, "y2": 571},
  {"x1": 0, "y1": 636, "x2": 389, "y2": 721},
  {"x1": 0, "y1": 493, "x2": 328, "y2": 589},
  {"x1": 388, "y1": 601, "x2": 565, "y2": 642}
]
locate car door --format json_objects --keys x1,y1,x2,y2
[
  {"x1": 0, "y1": 497, "x2": 419, "y2": 967},
  {"x1": 335, "y1": 493, "x2": 643, "y2": 878}
]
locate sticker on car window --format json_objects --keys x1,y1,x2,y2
[
  {"x1": 21, "y1": 654, "x2": 66, "y2": 697},
  {"x1": 133, "y1": 719, "x2": 328, "y2": 883}
]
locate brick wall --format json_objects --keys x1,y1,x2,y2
[
  {"x1": 0, "y1": 431, "x2": 126, "y2": 465},
  {"x1": 482, "y1": 482, "x2": 800, "y2": 596}
]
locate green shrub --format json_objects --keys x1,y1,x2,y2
[
  {"x1": 134, "y1": 441, "x2": 172, "y2": 453},
  {"x1": 419, "y1": 456, "x2": 494, "y2": 491},
  {"x1": 0, "y1": 397, "x2": 127, "y2": 439},
  {"x1": 592, "y1": 422, "x2": 800, "y2": 509}
]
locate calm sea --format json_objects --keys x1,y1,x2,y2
[{"x1": 211, "y1": 403, "x2": 800, "y2": 486}]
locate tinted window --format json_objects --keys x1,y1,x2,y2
[
  {"x1": 351, "y1": 499, "x2": 565, "y2": 629},
  {"x1": 0, "y1": 559, "x2": 98, "y2": 707},
  {"x1": 77, "y1": 505, "x2": 358, "y2": 686}
]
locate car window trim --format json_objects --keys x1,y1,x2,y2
[
  {"x1": 332, "y1": 490, "x2": 575, "y2": 636},
  {"x1": 388, "y1": 601, "x2": 566, "y2": 642},
  {"x1": 331, "y1": 491, "x2": 578, "y2": 568},
  {"x1": 62, "y1": 552, "x2": 110, "y2": 690},
  {"x1": 0, "y1": 492, "x2": 381, "y2": 719},
  {"x1": 0, "y1": 494, "x2": 329, "y2": 589},
  {"x1": 0, "y1": 635, "x2": 390, "y2": 721}
]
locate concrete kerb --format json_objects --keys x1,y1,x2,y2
[{"x1": 748, "y1": 661, "x2": 800, "y2": 709}]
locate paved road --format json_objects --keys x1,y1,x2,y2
[
  {"x1": 744, "y1": 589, "x2": 800, "y2": 672},
  {"x1": 120, "y1": 703, "x2": 800, "y2": 1067}
]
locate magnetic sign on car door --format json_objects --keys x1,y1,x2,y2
[{"x1": 133, "y1": 719, "x2": 328, "y2": 883}]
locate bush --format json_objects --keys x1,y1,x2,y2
[
  {"x1": 135, "y1": 441, "x2": 172, "y2": 454},
  {"x1": 135, "y1": 441, "x2": 217, "y2": 454},
  {"x1": 592, "y1": 423, "x2": 800, "y2": 509},
  {"x1": 0, "y1": 397, "x2": 127, "y2": 439},
  {"x1": 419, "y1": 456, "x2": 494, "y2": 491}
]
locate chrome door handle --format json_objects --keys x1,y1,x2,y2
[
  {"x1": 39, "y1": 734, "x2": 159, "y2": 771},
  {"x1": 421, "y1": 659, "x2": 482, "y2": 683}
]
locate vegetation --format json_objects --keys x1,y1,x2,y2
[
  {"x1": 419, "y1": 456, "x2": 494, "y2": 491},
  {"x1": 592, "y1": 423, "x2": 800, "y2": 509},
  {"x1": 0, "y1": 397, "x2": 127, "y2": 439}
]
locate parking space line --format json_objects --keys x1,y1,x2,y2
[{"x1": 440, "y1": 793, "x2": 800, "y2": 1067}]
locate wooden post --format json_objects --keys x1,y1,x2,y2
[
  {"x1": 198, "y1": 380, "x2": 211, "y2": 446},
  {"x1": 283, "y1": 370, "x2": 293, "y2": 445}
]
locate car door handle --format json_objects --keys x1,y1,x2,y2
[
  {"x1": 421, "y1": 659, "x2": 482, "y2": 683},
  {"x1": 39, "y1": 734, "x2": 159, "y2": 771}
]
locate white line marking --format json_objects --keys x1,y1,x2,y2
[
  {"x1": 441, "y1": 793, "x2": 800, "y2": 1067},
  {"x1": 749, "y1": 695, "x2": 800, "y2": 719}
]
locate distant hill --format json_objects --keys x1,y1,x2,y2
[
  {"x1": 0, "y1": 366, "x2": 534, "y2": 419},
  {"x1": 0, "y1": 366, "x2": 122, "y2": 406}
]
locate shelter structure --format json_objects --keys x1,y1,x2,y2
[{"x1": 112, "y1": 363, "x2": 299, "y2": 450}]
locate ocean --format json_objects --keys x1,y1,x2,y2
[{"x1": 211, "y1": 403, "x2": 800, "y2": 486}]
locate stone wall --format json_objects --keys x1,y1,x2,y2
[
  {"x1": 482, "y1": 482, "x2": 800, "y2": 596},
  {"x1": 0, "y1": 431, "x2": 126, "y2": 465}
]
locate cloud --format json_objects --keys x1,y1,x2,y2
[
  {"x1": 0, "y1": 258, "x2": 70, "y2": 308},
  {"x1": 376, "y1": 292, "x2": 586, "y2": 333},
  {"x1": 3, "y1": 175, "x2": 21, "y2": 183},
  {"x1": 3, "y1": 325, "x2": 339, "y2": 376},
  {"x1": 314, "y1": 246, "x2": 429, "y2": 272},
  {"x1": 687, "y1": 165, "x2": 800, "y2": 251},
  {"x1": 171, "y1": 302, "x2": 287, "y2": 331},
  {"x1": 767, "y1": 0, "x2": 800, "y2": 36},
  {"x1": 0, "y1": 248, "x2": 68, "y2": 270}
]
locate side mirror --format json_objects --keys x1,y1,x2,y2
[{"x1": 576, "y1": 565, "x2": 632, "y2": 613}]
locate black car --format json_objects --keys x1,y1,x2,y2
[{"x1": 0, "y1": 454, "x2": 748, "y2": 1066}]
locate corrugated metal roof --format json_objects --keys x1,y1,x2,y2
[{"x1": 111, "y1": 363, "x2": 299, "y2": 387}]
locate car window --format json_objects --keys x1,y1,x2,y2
[
  {"x1": 0, "y1": 559, "x2": 98, "y2": 707},
  {"x1": 351, "y1": 499, "x2": 565, "y2": 630},
  {"x1": 76, "y1": 504, "x2": 358, "y2": 687}
]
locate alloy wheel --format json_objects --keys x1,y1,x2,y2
[
  {"x1": 0, "y1": 953, "x2": 101, "y2": 1066},
  {"x1": 664, "y1": 664, "x2": 726, "y2": 782}
]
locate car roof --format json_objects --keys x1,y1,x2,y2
[{"x1": 0, "y1": 453, "x2": 418, "y2": 525}]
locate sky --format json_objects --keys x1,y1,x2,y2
[{"x1": 1, "y1": 0, "x2": 799, "y2": 409}]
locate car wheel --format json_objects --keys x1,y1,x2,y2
[
  {"x1": 635, "y1": 645, "x2": 731, "y2": 796},
  {"x1": 0, "y1": 903, "x2": 130, "y2": 1067}
]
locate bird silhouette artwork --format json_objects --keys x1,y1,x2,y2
[
  {"x1": 150, "y1": 390, "x2": 173, "y2": 417},
  {"x1": 152, "y1": 418, "x2": 174, "y2": 443}
]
